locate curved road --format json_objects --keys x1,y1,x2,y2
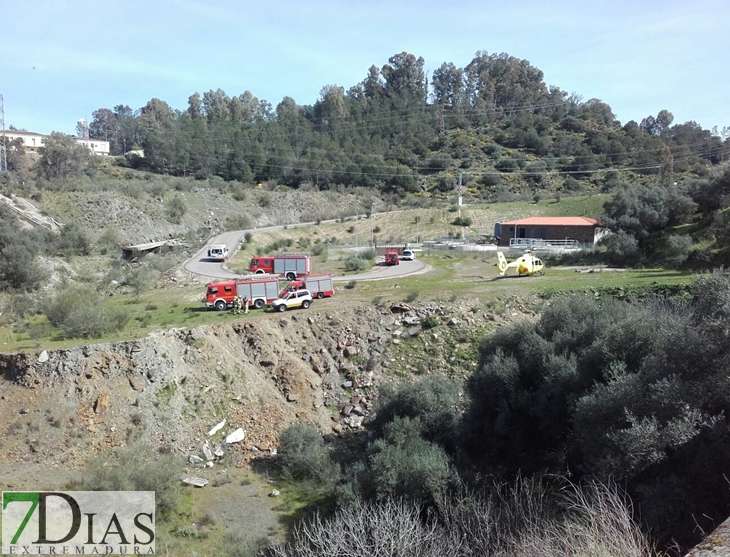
[{"x1": 183, "y1": 220, "x2": 426, "y2": 283}]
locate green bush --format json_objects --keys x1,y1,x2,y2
[
  {"x1": 600, "y1": 231, "x2": 642, "y2": 266},
  {"x1": 311, "y1": 243, "x2": 326, "y2": 256},
  {"x1": 658, "y1": 234, "x2": 692, "y2": 268},
  {"x1": 80, "y1": 444, "x2": 180, "y2": 516},
  {"x1": 422, "y1": 316, "x2": 440, "y2": 330},
  {"x1": 55, "y1": 223, "x2": 91, "y2": 257},
  {"x1": 463, "y1": 288, "x2": 730, "y2": 548},
  {"x1": 165, "y1": 194, "x2": 187, "y2": 224},
  {"x1": 278, "y1": 423, "x2": 339, "y2": 484},
  {"x1": 344, "y1": 255, "x2": 369, "y2": 271},
  {"x1": 451, "y1": 216, "x2": 472, "y2": 227},
  {"x1": 224, "y1": 214, "x2": 252, "y2": 232},
  {"x1": 374, "y1": 376, "x2": 462, "y2": 451},
  {"x1": 358, "y1": 417, "x2": 455, "y2": 506},
  {"x1": 45, "y1": 284, "x2": 130, "y2": 338}
]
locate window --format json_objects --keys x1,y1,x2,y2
[
  {"x1": 224, "y1": 286, "x2": 232, "y2": 292},
  {"x1": 208, "y1": 287, "x2": 218, "y2": 295}
]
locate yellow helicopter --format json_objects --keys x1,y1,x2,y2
[{"x1": 496, "y1": 250, "x2": 545, "y2": 276}]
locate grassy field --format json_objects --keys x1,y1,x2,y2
[
  {"x1": 0, "y1": 252, "x2": 697, "y2": 353},
  {"x1": 0, "y1": 193, "x2": 699, "y2": 352}
]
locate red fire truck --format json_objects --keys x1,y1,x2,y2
[
  {"x1": 205, "y1": 277, "x2": 280, "y2": 311},
  {"x1": 279, "y1": 275, "x2": 335, "y2": 299},
  {"x1": 249, "y1": 254, "x2": 312, "y2": 280}
]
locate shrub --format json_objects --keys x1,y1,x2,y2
[
  {"x1": 600, "y1": 231, "x2": 643, "y2": 267},
  {"x1": 165, "y1": 194, "x2": 187, "y2": 224},
  {"x1": 225, "y1": 215, "x2": 253, "y2": 231},
  {"x1": 80, "y1": 444, "x2": 180, "y2": 516},
  {"x1": 273, "y1": 482, "x2": 652, "y2": 557},
  {"x1": 311, "y1": 243, "x2": 326, "y2": 256},
  {"x1": 55, "y1": 224, "x2": 91, "y2": 257},
  {"x1": 451, "y1": 216, "x2": 472, "y2": 227},
  {"x1": 374, "y1": 376, "x2": 462, "y2": 450},
  {"x1": 422, "y1": 316, "x2": 440, "y2": 330},
  {"x1": 464, "y1": 289, "x2": 730, "y2": 548},
  {"x1": 345, "y1": 280, "x2": 357, "y2": 290},
  {"x1": 658, "y1": 234, "x2": 692, "y2": 268},
  {"x1": 344, "y1": 255, "x2": 369, "y2": 272},
  {"x1": 357, "y1": 417, "x2": 455, "y2": 506},
  {"x1": 45, "y1": 284, "x2": 129, "y2": 338},
  {"x1": 346, "y1": 225, "x2": 355, "y2": 233},
  {"x1": 277, "y1": 423, "x2": 339, "y2": 484}
]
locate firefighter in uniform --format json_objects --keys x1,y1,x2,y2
[
  {"x1": 243, "y1": 296, "x2": 249, "y2": 314},
  {"x1": 232, "y1": 295, "x2": 241, "y2": 314}
]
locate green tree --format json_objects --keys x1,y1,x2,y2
[{"x1": 37, "y1": 132, "x2": 92, "y2": 179}]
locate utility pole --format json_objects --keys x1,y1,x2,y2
[
  {"x1": 370, "y1": 201, "x2": 376, "y2": 247},
  {"x1": 0, "y1": 94, "x2": 7, "y2": 172}
]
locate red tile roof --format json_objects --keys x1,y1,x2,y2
[{"x1": 500, "y1": 216, "x2": 601, "y2": 226}]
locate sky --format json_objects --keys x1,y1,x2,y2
[{"x1": 1, "y1": 0, "x2": 728, "y2": 136}]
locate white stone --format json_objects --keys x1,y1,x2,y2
[
  {"x1": 208, "y1": 419, "x2": 226, "y2": 436},
  {"x1": 182, "y1": 477, "x2": 208, "y2": 487},
  {"x1": 225, "y1": 428, "x2": 246, "y2": 444},
  {"x1": 269, "y1": 489, "x2": 280, "y2": 497},
  {"x1": 202, "y1": 444, "x2": 214, "y2": 461},
  {"x1": 188, "y1": 455, "x2": 204, "y2": 464},
  {"x1": 37, "y1": 350, "x2": 49, "y2": 363}
]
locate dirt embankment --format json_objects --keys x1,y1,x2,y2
[{"x1": 0, "y1": 297, "x2": 519, "y2": 484}]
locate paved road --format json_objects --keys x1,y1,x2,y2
[{"x1": 183, "y1": 218, "x2": 426, "y2": 282}]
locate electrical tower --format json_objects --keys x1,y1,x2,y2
[{"x1": 0, "y1": 94, "x2": 7, "y2": 172}]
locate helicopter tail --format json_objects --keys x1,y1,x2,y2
[{"x1": 497, "y1": 251, "x2": 508, "y2": 275}]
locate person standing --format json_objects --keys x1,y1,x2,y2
[{"x1": 243, "y1": 296, "x2": 249, "y2": 314}]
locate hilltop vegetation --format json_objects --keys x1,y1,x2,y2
[{"x1": 5, "y1": 51, "x2": 728, "y2": 201}]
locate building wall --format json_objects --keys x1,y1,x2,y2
[
  {"x1": 497, "y1": 224, "x2": 598, "y2": 246},
  {"x1": 2, "y1": 131, "x2": 109, "y2": 156},
  {"x1": 3, "y1": 131, "x2": 46, "y2": 153}
]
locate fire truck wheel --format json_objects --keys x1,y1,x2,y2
[
  {"x1": 215, "y1": 300, "x2": 227, "y2": 311},
  {"x1": 317, "y1": 292, "x2": 324, "y2": 299},
  {"x1": 302, "y1": 300, "x2": 311, "y2": 309},
  {"x1": 254, "y1": 299, "x2": 265, "y2": 309},
  {"x1": 286, "y1": 272, "x2": 296, "y2": 281}
]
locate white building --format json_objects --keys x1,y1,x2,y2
[{"x1": 1, "y1": 130, "x2": 110, "y2": 156}]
